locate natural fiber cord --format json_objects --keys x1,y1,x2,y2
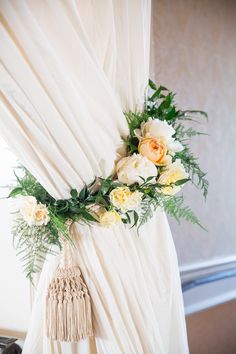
[{"x1": 45, "y1": 233, "x2": 93, "y2": 342}]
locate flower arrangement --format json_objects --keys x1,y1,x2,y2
[{"x1": 9, "y1": 80, "x2": 208, "y2": 280}]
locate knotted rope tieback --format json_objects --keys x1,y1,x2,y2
[{"x1": 45, "y1": 220, "x2": 93, "y2": 342}]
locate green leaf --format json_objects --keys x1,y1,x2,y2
[
  {"x1": 69, "y1": 205, "x2": 82, "y2": 214},
  {"x1": 70, "y1": 189, "x2": 78, "y2": 199},
  {"x1": 80, "y1": 210, "x2": 97, "y2": 222},
  {"x1": 79, "y1": 186, "x2": 88, "y2": 200},
  {"x1": 150, "y1": 88, "x2": 161, "y2": 101},
  {"x1": 150, "y1": 86, "x2": 167, "y2": 102},
  {"x1": 132, "y1": 210, "x2": 139, "y2": 228},
  {"x1": 8, "y1": 187, "x2": 24, "y2": 198},
  {"x1": 148, "y1": 79, "x2": 157, "y2": 90},
  {"x1": 126, "y1": 212, "x2": 131, "y2": 224},
  {"x1": 174, "y1": 178, "x2": 190, "y2": 186},
  {"x1": 100, "y1": 180, "x2": 111, "y2": 195},
  {"x1": 165, "y1": 106, "x2": 177, "y2": 121},
  {"x1": 95, "y1": 194, "x2": 109, "y2": 207},
  {"x1": 88, "y1": 177, "x2": 97, "y2": 188},
  {"x1": 54, "y1": 200, "x2": 69, "y2": 213},
  {"x1": 146, "y1": 176, "x2": 156, "y2": 182}
]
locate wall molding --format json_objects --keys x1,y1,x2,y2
[
  {"x1": 181, "y1": 256, "x2": 236, "y2": 315},
  {"x1": 180, "y1": 255, "x2": 236, "y2": 276}
]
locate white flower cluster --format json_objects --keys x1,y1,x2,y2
[
  {"x1": 100, "y1": 119, "x2": 189, "y2": 228},
  {"x1": 116, "y1": 118, "x2": 188, "y2": 194},
  {"x1": 13, "y1": 119, "x2": 189, "y2": 229}
]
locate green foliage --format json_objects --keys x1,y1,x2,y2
[
  {"x1": 133, "y1": 178, "x2": 204, "y2": 229},
  {"x1": 177, "y1": 110, "x2": 208, "y2": 121},
  {"x1": 175, "y1": 145, "x2": 209, "y2": 198},
  {"x1": 161, "y1": 194, "x2": 205, "y2": 229},
  {"x1": 174, "y1": 122, "x2": 208, "y2": 142},
  {"x1": 8, "y1": 79, "x2": 209, "y2": 280},
  {"x1": 137, "y1": 191, "x2": 204, "y2": 229},
  {"x1": 9, "y1": 168, "x2": 55, "y2": 205},
  {"x1": 124, "y1": 111, "x2": 149, "y2": 138},
  {"x1": 145, "y1": 80, "x2": 178, "y2": 123},
  {"x1": 123, "y1": 80, "x2": 208, "y2": 198},
  {"x1": 12, "y1": 218, "x2": 60, "y2": 282}
]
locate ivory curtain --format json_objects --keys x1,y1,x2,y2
[{"x1": 0, "y1": 1, "x2": 189, "y2": 353}]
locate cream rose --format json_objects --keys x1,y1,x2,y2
[
  {"x1": 138, "y1": 137, "x2": 172, "y2": 166},
  {"x1": 99, "y1": 210, "x2": 121, "y2": 227},
  {"x1": 138, "y1": 118, "x2": 183, "y2": 153},
  {"x1": 110, "y1": 186, "x2": 143, "y2": 212},
  {"x1": 158, "y1": 159, "x2": 189, "y2": 195},
  {"x1": 19, "y1": 196, "x2": 50, "y2": 226},
  {"x1": 19, "y1": 196, "x2": 37, "y2": 226},
  {"x1": 34, "y1": 203, "x2": 50, "y2": 226},
  {"x1": 116, "y1": 154, "x2": 157, "y2": 185}
]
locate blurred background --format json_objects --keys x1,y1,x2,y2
[
  {"x1": 151, "y1": 0, "x2": 236, "y2": 353},
  {"x1": 0, "y1": 0, "x2": 236, "y2": 353}
]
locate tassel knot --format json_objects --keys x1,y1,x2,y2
[{"x1": 45, "y1": 227, "x2": 93, "y2": 342}]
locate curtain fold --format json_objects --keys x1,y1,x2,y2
[{"x1": 0, "y1": 1, "x2": 189, "y2": 353}]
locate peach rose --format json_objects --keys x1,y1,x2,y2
[{"x1": 138, "y1": 137, "x2": 172, "y2": 166}]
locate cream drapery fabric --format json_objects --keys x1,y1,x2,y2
[{"x1": 0, "y1": 1, "x2": 189, "y2": 353}]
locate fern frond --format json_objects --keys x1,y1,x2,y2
[
  {"x1": 124, "y1": 111, "x2": 149, "y2": 137},
  {"x1": 175, "y1": 146, "x2": 209, "y2": 198},
  {"x1": 12, "y1": 218, "x2": 60, "y2": 282},
  {"x1": 174, "y1": 123, "x2": 208, "y2": 142},
  {"x1": 161, "y1": 194, "x2": 205, "y2": 229}
]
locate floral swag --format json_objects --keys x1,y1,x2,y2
[{"x1": 8, "y1": 80, "x2": 208, "y2": 342}]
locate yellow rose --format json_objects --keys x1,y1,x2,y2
[
  {"x1": 99, "y1": 210, "x2": 121, "y2": 228},
  {"x1": 138, "y1": 137, "x2": 172, "y2": 166},
  {"x1": 158, "y1": 159, "x2": 189, "y2": 195},
  {"x1": 110, "y1": 187, "x2": 143, "y2": 212},
  {"x1": 110, "y1": 187, "x2": 132, "y2": 211}
]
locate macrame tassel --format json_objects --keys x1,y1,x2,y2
[{"x1": 45, "y1": 230, "x2": 93, "y2": 342}]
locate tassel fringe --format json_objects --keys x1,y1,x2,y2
[{"x1": 46, "y1": 266, "x2": 93, "y2": 342}]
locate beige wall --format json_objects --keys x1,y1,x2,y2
[{"x1": 151, "y1": 0, "x2": 236, "y2": 266}]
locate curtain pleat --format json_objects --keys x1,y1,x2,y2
[{"x1": 0, "y1": 1, "x2": 189, "y2": 353}]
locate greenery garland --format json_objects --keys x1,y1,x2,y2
[{"x1": 9, "y1": 80, "x2": 208, "y2": 280}]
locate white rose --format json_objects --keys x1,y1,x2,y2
[
  {"x1": 158, "y1": 159, "x2": 189, "y2": 195},
  {"x1": 18, "y1": 196, "x2": 50, "y2": 226},
  {"x1": 139, "y1": 118, "x2": 184, "y2": 153},
  {"x1": 34, "y1": 203, "x2": 50, "y2": 226},
  {"x1": 19, "y1": 196, "x2": 37, "y2": 226},
  {"x1": 116, "y1": 154, "x2": 157, "y2": 185}
]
